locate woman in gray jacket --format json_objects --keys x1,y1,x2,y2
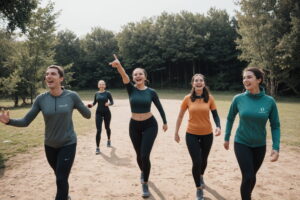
[{"x1": 0, "y1": 65, "x2": 91, "y2": 200}]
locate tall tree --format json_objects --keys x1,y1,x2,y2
[
  {"x1": 0, "y1": 0, "x2": 38, "y2": 32},
  {"x1": 25, "y1": 2, "x2": 58, "y2": 102},
  {"x1": 54, "y1": 30, "x2": 80, "y2": 66},
  {"x1": 74, "y1": 27, "x2": 118, "y2": 88},
  {"x1": 236, "y1": 0, "x2": 300, "y2": 96}
]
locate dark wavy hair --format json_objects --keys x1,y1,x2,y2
[
  {"x1": 243, "y1": 67, "x2": 264, "y2": 85},
  {"x1": 190, "y1": 74, "x2": 210, "y2": 103}
]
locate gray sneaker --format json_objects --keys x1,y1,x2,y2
[
  {"x1": 96, "y1": 147, "x2": 100, "y2": 154},
  {"x1": 196, "y1": 189, "x2": 204, "y2": 200},
  {"x1": 107, "y1": 140, "x2": 111, "y2": 147},
  {"x1": 200, "y1": 176, "x2": 205, "y2": 188},
  {"x1": 142, "y1": 183, "x2": 150, "y2": 198}
]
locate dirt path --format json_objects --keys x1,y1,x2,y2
[{"x1": 0, "y1": 99, "x2": 299, "y2": 200}]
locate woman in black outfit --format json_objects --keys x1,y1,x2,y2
[
  {"x1": 109, "y1": 54, "x2": 167, "y2": 198},
  {"x1": 88, "y1": 80, "x2": 114, "y2": 154}
]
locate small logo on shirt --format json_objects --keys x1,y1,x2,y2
[
  {"x1": 258, "y1": 107, "x2": 266, "y2": 113},
  {"x1": 59, "y1": 104, "x2": 68, "y2": 108}
]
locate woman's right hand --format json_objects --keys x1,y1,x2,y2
[
  {"x1": 109, "y1": 54, "x2": 121, "y2": 68},
  {"x1": 175, "y1": 133, "x2": 180, "y2": 143},
  {"x1": 0, "y1": 109, "x2": 10, "y2": 124},
  {"x1": 224, "y1": 141, "x2": 230, "y2": 150}
]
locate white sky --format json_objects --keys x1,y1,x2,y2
[{"x1": 41, "y1": 0, "x2": 238, "y2": 37}]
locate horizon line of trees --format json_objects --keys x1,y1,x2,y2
[{"x1": 0, "y1": 0, "x2": 299, "y2": 106}]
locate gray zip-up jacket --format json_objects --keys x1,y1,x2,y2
[{"x1": 8, "y1": 90, "x2": 91, "y2": 148}]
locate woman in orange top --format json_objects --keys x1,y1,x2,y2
[{"x1": 174, "y1": 74, "x2": 221, "y2": 200}]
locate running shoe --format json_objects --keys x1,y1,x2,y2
[
  {"x1": 142, "y1": 183, "x2": 150, "y2": 198},
  {"x1": 196, "y1": 188, "x2": 204, "y2": 200},
  {"x1": 96, "y1": 147, "x2": 100, "y2": 154},
  {"x1": 107, "y1": 140, "x2": 111, "y2": 147}
]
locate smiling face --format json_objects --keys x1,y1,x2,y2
[
  {"x1": 192, "y1": 74, "x2": 205, "y2": 92},
  {"x1": 243, "y1": 70, "x2": 261, "y2": 92},
  {"x1": 45, "y1": 67, "x2": 64, "y2": 89},
  {"x1": 132, "y1": 68, "x2": 146, "y2": 86},
  {"x1": 98, "y1": 80, "x2": 106, "y2": 90}
]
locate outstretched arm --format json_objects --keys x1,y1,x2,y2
[{"x1": 109, "y1": 54, "x2": 130, "y2": 84}]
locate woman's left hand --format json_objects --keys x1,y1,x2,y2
[
  {"x1": 270, "y1": 150, "x2": 279, "y2": 162},
  {"x1": 105, "y1": 102, "x2": 109, "y2": 107},
  {"x1": 215, "y1": 127, "x2": 221, "y2": 136},
  {"x1": 162, "y1": 124, "x2": 168, "y2": 132}
]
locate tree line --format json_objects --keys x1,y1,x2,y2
[{"x1": 0, "y1": 0, "x2": 299, "y2": 106}]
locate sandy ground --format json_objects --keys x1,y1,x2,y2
[{"x1": 0, "y1": 99, "x2": 299, "y2": 200}]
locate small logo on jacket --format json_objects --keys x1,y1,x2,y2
[
  {"x1": 59, "y1": 104, "x2": 68, "y2": 108},
  {"x1": 258, "y1": 107, "x2": 266, "y2": 113}
]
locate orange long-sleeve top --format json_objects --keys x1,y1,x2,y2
[{"x1": 181, "y1": 94, "x2": 217, "y2": 135}]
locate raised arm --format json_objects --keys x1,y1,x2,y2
[{"x1": 109, "y1": 54, "x2": 130, "y2": 84}]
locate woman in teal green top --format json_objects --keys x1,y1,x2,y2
[
  {"x1": 109, "y1": 54, "x2": 167, "y2": 198},
  {"x1": 224, "y1": 67, "x2": 280, "y2": 200}
]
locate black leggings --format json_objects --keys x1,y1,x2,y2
[
  {"x1": 234, "y1": 142, "x2": 266, "y2": 200},
  {"x1": 95, "y1": 110, "x2": 111, "y2": 147},
  {"x1": 185, "y1": 133, "x2": 213, "y2": 187},
  {"x1": 129, "y1": 116, "x2": 158, "y2": 182},
  {"x1": 45, "y1": 143, "x2": 76, "y2": 200}
]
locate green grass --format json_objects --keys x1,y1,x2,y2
[{"x1": 0, "y1": 89, "x2": 299, "y2": 168}]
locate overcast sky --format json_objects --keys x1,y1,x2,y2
[{"x1": 41, "y1": 0, "x2": 238, "y2": 37}]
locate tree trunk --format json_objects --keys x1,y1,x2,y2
[
  {"x1": 192, "y1": 60, "x2": 195, "y2": 75},
  {"x1": 14, "y1": 95, "x2": 19, "y2": 107}
]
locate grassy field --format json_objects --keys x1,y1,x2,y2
[{"x1": 0, "y1": 89, "x2": 299, "y2": 168}]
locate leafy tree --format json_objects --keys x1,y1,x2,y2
[
  {"x1": 236, "y1": 0, "x2": 300, "y2": 96},
  {"x1": 73, "y1": 27, "x2": 118, "y2": 88},
  {"x1": 0, "y1": 0, "x2": 38, "y2": 32}
]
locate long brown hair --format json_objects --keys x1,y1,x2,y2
[{"x1": 189, "y1": 74, "x2": 210, "y2": 103}]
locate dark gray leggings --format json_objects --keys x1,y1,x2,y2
[
  {"x1": 185, "y1": 133, "x2": 213, "y2": 187},
  {"x1": 129, "y1": 116, "x2": 158, "y2": 182},
  {"x1": 45, "y1": 143, "x2": 76, "y2": 200},
  {"x1": 234, "y1": 142, "x2": 266, "y2": 200}
]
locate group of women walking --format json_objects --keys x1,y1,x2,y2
[{"x1": 0, "y1": 54, "x2": 281, "y2": 200}]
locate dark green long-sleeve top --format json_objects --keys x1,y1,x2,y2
[
  {"x1": 7, "y1": 90, "x2": 91, "y2": 148},
  {"x1": 125, "y1": 82, "x2": 167, "y2": 124},
  {"x1": 92, "y1": 91, "x2": 114, "y2": 112},
  {"x1": 224, "y1": 89, "x2": 280, "y2": 151}
]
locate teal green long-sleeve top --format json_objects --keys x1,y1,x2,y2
[
  {"x1": 224, "y1": 88, "x2": 280, "y2": 151},
  {"x1": 7, "y1": 90, "x2": 91, "y2": 148}
]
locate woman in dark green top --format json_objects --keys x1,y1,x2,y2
[
  {"x1": 0, "y1": 65, "x2": 91, "y2": 200},
  {"x1": 224, "y1": 67, "x2": 280, "y2": 200},
  {"x1": 109, "y1": 54, "x2": 167, "y2": 198},
  {"x1": 88, "y1": 80, "x2": 114, "y2": 154}
]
